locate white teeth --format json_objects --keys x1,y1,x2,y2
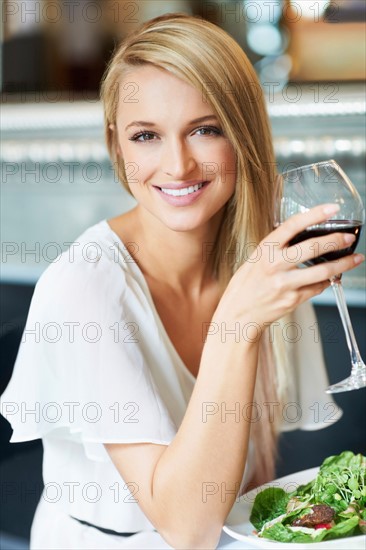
[{"x1": 160, "y1": 182, "x2": 204, "y2": 196}]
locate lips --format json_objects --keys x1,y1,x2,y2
[
  {"x1": 160, "y1": 182, "x2": 204, "y2": 196},
  {"x1": 153, "y1": 180, "x2": 209, "y2": 206}
]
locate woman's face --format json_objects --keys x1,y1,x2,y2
[{"x1": 114, "y1": 65, "x2": 237, "y2": 233}]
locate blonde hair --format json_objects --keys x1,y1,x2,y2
[{"x1": 101, "y1": 13, "x2": 290, "y2": 487}]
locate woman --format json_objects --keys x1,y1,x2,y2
[{"x1": 1, "y1": 13, "x2": 363, "y2": 550}]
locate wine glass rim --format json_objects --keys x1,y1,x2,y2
[{"x1": 281, "y1": 159, "x2": 339, "y2": 176}]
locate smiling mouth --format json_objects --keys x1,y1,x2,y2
[{"x1": 158, "y1": 182, "x2": 206, "y2": 197}]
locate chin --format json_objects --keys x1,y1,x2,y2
[
  {"x1": 163, "y1": 220, "x2": 204, "y2": 233},
  {"x1": 158, "y1": 211, "x2": 216, "y2": 233}
]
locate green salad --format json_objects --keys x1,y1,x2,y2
[{"x1": 249, "y1": 451, "x2": 366, "y2": 543}]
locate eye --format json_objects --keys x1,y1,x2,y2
[
  {"x1": 129, "y1": 131, "x2": 157, "y2": 142},
  {"x1": 195, "y1": 125, "x2": 222, "y2": 137}
]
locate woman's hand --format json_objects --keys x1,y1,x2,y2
[{"x1": 215, "y1": 204, "x2": 364, "y2": 328}]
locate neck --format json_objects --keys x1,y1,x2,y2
[{"x1": 127, "y1": 206, "x2": 223, "y2": 297}]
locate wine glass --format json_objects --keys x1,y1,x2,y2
[{"x1": 276, "y1": 159, "x2": 365, "y2": 393}]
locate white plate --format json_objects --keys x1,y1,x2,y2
[{"x1": 223, "y1": 467, "x2": 366, "y2": 549}]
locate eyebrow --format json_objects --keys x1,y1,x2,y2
[{"x1": 124, "y1": 115, "x2": 219, "y2": 131}]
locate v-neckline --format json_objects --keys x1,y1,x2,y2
[{"x1": 102, "y1": 220, "x2": 197, "y2": 383}]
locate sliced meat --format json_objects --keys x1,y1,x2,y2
[{"x1": 292, "y1": 505, "x2": 335, "y2": 528}]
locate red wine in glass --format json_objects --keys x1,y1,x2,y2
[
  {"x1": 277, "y1": 160, "x2": 365, "y2": 393},
  {"x1": 289, "y1": 220, "x2": 363, "y2": 265}
]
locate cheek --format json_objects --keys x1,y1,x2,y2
[
  {"x1": 219, "y1": 146, "x2": 237, "y2": 186},
  {"x1": 198, "y1": 142, "x2": 237, "y2": 182},
  {"x1": 118, "y1": 142, "x2": 150, "y2": 185}
]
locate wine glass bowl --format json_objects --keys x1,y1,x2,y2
[
  {"x1": 276, "y1": 160, "x2": 364, "y2": 229},
  {"x1": 277, "y1": 159, "x2": 365, "y2": 393}
]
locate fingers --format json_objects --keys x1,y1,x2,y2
[
  {"x1": 274, "y1": 203, "x2": 340, "y2": 248},
  {"x1": 286, "y1": 231, "x2": 357, "y2": 266},
  {"x1": 288, "y1": 252, "x2": 365, "y2": 288},
  {"x1": 291, "y1": 280, "x2": 330, "y2": 308}
]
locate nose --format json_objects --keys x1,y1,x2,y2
[{"x1": 161, "y1": 137, "x2": 197, "y2": 179}]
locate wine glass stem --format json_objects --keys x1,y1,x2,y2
[{"x1": 330, "y1": 276, "x2": 363, "y2": 373}]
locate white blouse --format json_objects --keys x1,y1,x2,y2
[{"x1": 0, "y1": 220, "x2": 342, "y2": 534}]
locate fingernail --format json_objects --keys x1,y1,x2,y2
[
  {"x1": 323, "y1": 204, "x2": 340, "y2": 215},
  {"x1": 344, "y1": 233, "x2": 356, "y2": 244},
  {"x1": 354, "y1": 254, "x2": 365, "y2": 265}
]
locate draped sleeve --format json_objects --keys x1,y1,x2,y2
[
  {"x1": 279, "y1": 300, "x2": 343, "y2": 432},
  {"x1": 0, "y1": 229, "x2": 178, "y2": 461}
]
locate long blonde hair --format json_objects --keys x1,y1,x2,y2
[{"x1": 101, "y1": 13, "x2": 290, "y2": 486}]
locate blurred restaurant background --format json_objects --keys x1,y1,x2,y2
[{"x1": 1, "y1": 0, "x2": 365, "y2": 547}]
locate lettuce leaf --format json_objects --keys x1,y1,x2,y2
[
  {"x1": 261, "y1": 523, "x2": 312, "y2": 543},
  {"x1": 260, "y1": 517, "x2": 360, "y2": 544},
  {"x1": 313, "y1": 516, "x2": 360, "y2": 542},
  {"x1": 250, "y1": 487, "x2": 289, "y2": 530}
]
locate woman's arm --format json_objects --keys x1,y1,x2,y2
[
  {"x1": 105, "y1": 204, "x2": 362, "y2": 549},
  {"x1": 107, "y1": 334, "x2": 259, "y2": 549}
]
